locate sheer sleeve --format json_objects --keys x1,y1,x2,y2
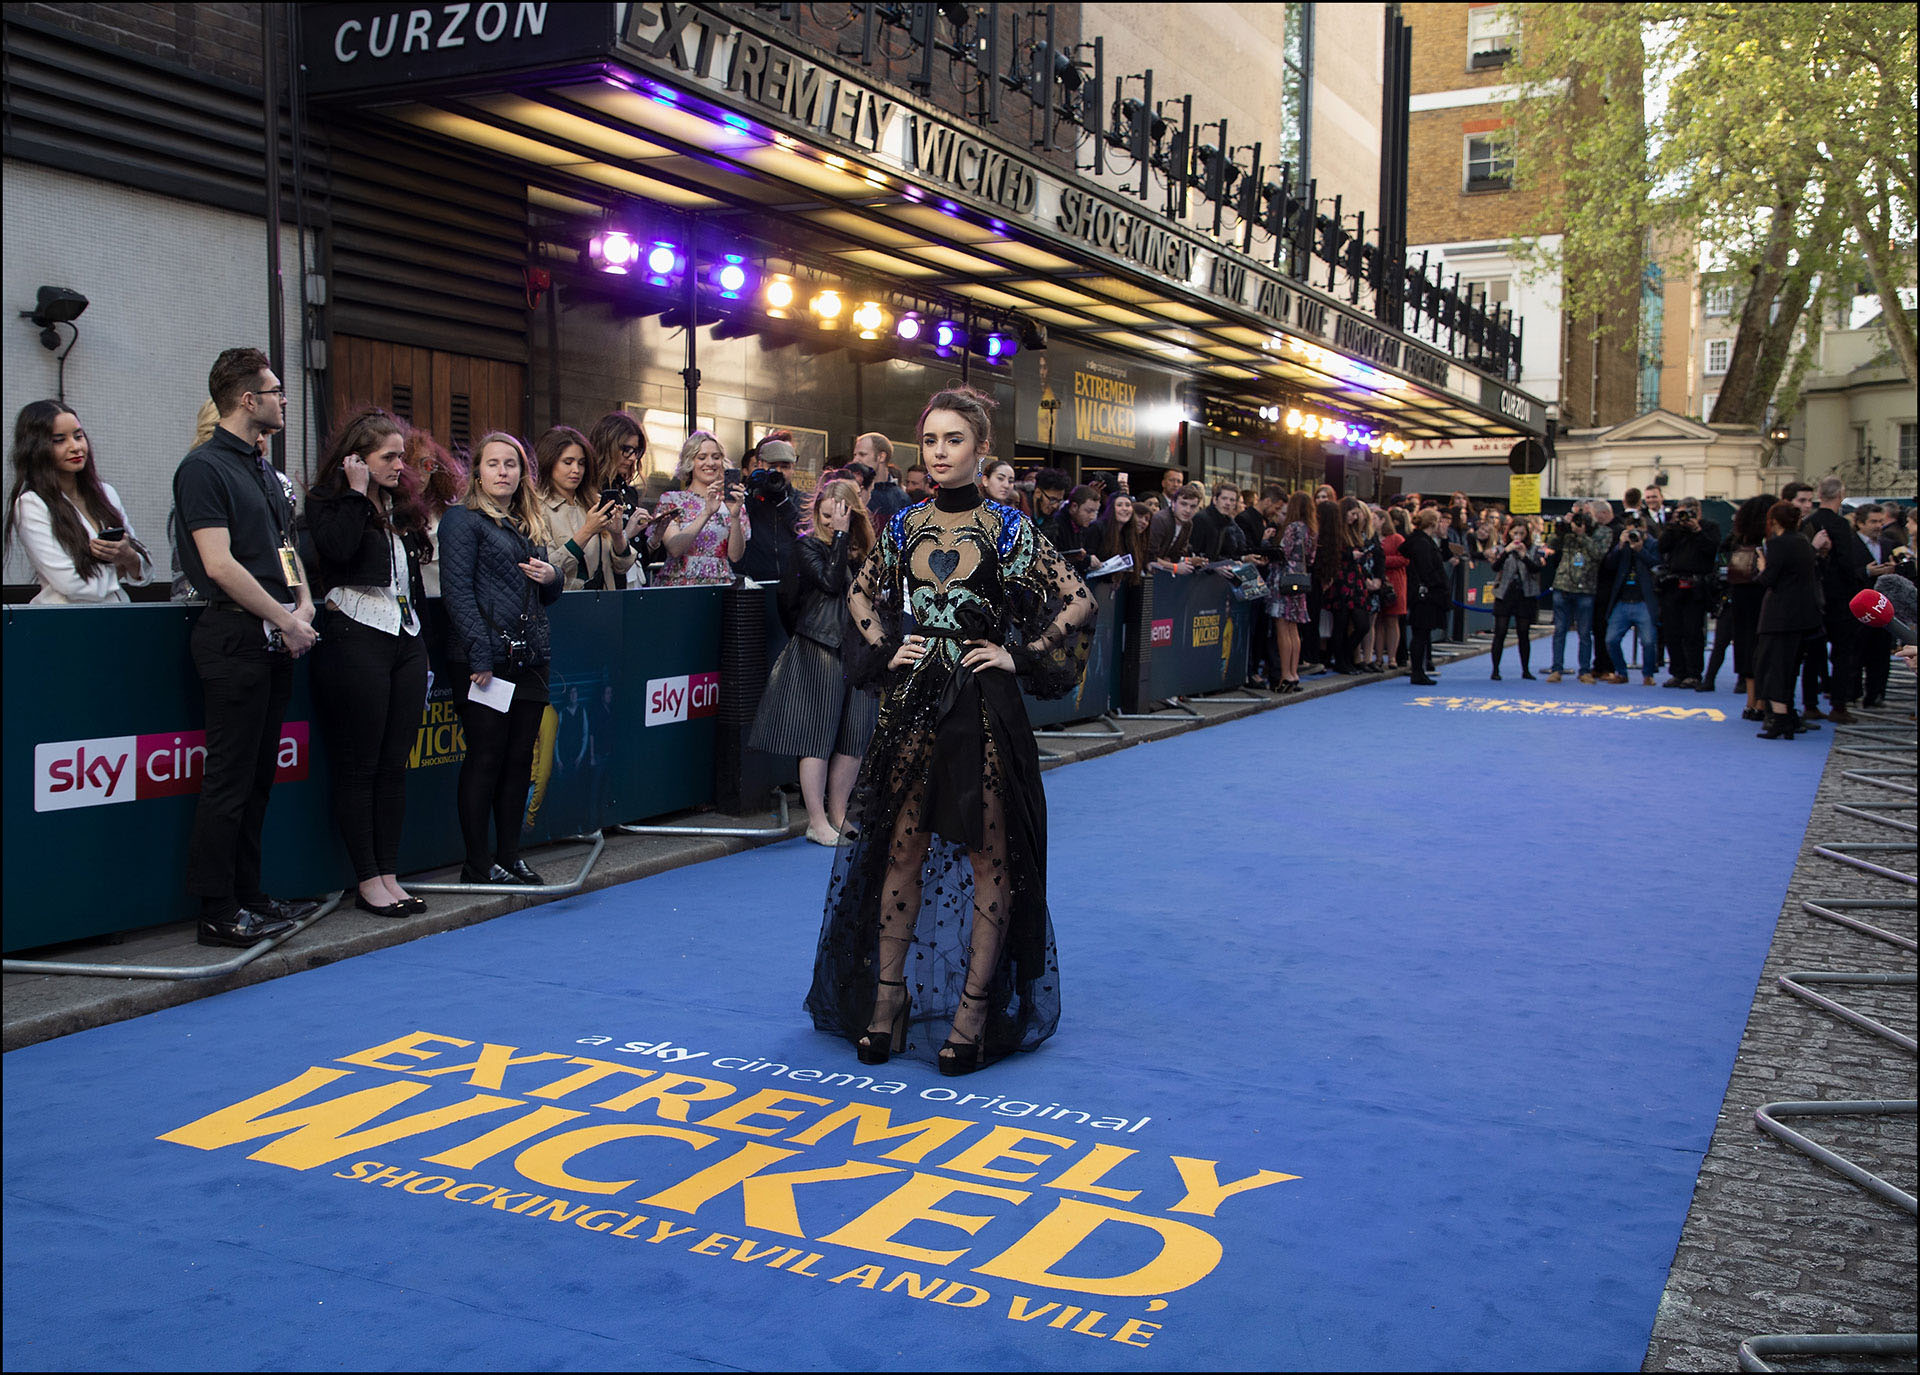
[
  {"x1": 1002, "y1": 511, "x2": 1096, "y2": 700},
  {"x1": 844, "y1": 517, "x2": 904, "y2": 690}
]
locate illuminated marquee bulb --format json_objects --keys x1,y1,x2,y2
[
  {"x1": 852, "y1": 300, "x2": 887, "y2": 337},
  {"x1": 1285, "y1": 409, "x2": 1303, "y2": 431},
  {"x1": 764, "y1": 277, "x2": 796, "y2": 311},
  {"x1": 810, "y1": 289, "x2": 844, "y2": 321}
]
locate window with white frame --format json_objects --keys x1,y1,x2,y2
[
  {"x1": 1704, "y1": 284, "x2": 1734, "y2": 317},
  {"x1": 1467, "y1": 6, "x2": 1517, "y2": 68},
  {"x1": 1461, "y1": 276, "x2": 1512, "y2": 306},
  {"x1": 1464, "y1": 136, "x2": 1514, "y2": 192},
  {"x1": 1899, "y1": 423, "x2": 1916, "y2": 470},
  {"x1": 1706, "y1": 339, "x2": 1730, "y2": 374}
]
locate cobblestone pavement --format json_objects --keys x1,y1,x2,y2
[{"x1": 1644, "y1": 708, "x2": 1918, "y2": 1373}]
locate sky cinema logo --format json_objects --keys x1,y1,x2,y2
[
  {"x1": 645, "y1": 673, "x2": 721, "y2": 727},
  {"x1": 33, "y1": 725, "x2": 310, "y2": 812}
]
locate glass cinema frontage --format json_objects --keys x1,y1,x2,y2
[{"x1": 297, "y1": 3, "x2": 1547, "y2": 491}]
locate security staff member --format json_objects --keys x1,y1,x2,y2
[{"x1": 173, "y1": 347, "x2": 320, "y2": 948}]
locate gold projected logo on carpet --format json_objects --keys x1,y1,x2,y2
[
  {"x1": 156, "y1": 1028, "x2": 1302, "y2": 1354},
  {"x1": 1408, "y1": 696, "x2": 1726, "y2": 722}
]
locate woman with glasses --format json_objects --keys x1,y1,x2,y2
[{"x1": 586, "y1": 412, "x2": 652, "y2": 587}]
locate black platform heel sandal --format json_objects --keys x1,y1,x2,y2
[
  {"x1": 856, "y1": 980, "x2": 909, "y2": 1065},
  {"x1": 938, "y1": 992, "x2": 989, "y2": 1076}
]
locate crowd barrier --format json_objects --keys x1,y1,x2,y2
[{"x1": 3, "y1": 567, "x2": 1248, "y2": 954}]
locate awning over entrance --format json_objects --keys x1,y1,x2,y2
[{"x1": 299, "y1": 3, "x2": 1547, "y2": 445}]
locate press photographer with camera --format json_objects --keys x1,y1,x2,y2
[
  {"x1": 1654, "y1": 496, "x2": 1720, "y2": 688},
  {"x1": 1599, "y1": 522, "x2": 1662, "y2": 685},
  {"x1": 1544, "y1": 504, "x2": 1607, "y2": 683},
  {"x1": 439, "y1": 431, "x2": 562, "y2": 885},
  {"x1": 734, "y1": 435, "x2": 804, "y2": 581},
  {"x1": 536, "y1": 425, "x2": 641, "y2": 591},
  {"x1": 302, "y1": 406, "x2": 431, "y2": 918}
]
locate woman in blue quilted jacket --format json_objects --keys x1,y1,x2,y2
[{"x1": 438, "y1": 431, "x2": 562, "y2": 885}]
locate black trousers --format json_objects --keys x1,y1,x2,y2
[
  {"x1": 1822, "y1": 604, "x2": 1862, "y2": 706},
  {"x1": 1409, "y1": 622, "x2": 1438, "y2": 676},
  {"x1": 455, "y1": 687, "x2": 545, "y2": 872},
  {"x1": 1799, "y1": 630, "x2": 1827, "y2": 709},
  {"x1": 1659, "y1": 586, "x2": 1711, "y2": 680},
  {"x1": 1859, "y1": 627, "x2": 1892, "y2": 704},
  {"x1": 1491, "y1": 597, "x2": 1536, "y2": 674},
  {"x1": 311, "y1": 611, "x2": 429, "y2": 881},
  {"x1": 185, "y1": 606, "x2": 294, "y2": 919}
]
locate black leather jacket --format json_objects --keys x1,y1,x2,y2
[{"x1": 793, "y1": 530, "x2": 859, "y2": 649}]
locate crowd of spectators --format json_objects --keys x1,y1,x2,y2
[{"x1": 6, "y1": 357, "x2": 1915, "y2": 940}]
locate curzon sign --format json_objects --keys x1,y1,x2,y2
[
  {"x1": 34, "y1": 725, "x2": 310, "y2": 812},
  {"x1": 298, "y1": 3, "x2": 616, "y2": 95}
]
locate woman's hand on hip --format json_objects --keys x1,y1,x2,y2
[{"x1": 960, "y1": 640, "x2": 1014, "y2": 673}]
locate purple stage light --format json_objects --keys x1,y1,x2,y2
[{"x1": 590, "y1": 231, "x2": 639, "y2": 275}]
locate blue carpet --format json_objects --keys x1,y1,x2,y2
[{"x1": 3, "y1": 674, "x2": 1829, "y2": 1372}]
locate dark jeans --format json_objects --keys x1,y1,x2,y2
[
  {"x1": 185, "y1": 605, "x2": 294, "y2": 919},
  {"x1": 311, "y1": 611, "x2": 429, "y2": 881},
  {"x1": 455, "y1": 690, "x2": 545, "y2": 872},
  {"x1": 1659, "y1": 585, "x2": 1711, "y2": 680},
  {"x1": 1490, "y1": 597, "x2": 1536, "y2": 674}
]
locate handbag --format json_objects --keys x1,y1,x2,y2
[
  {"x1": 1271, "y1": 569, "x2": 1310, "y2": 595},
  {"x1": 1377, "y1": 576, "x2": 1398, "y2": 611}
]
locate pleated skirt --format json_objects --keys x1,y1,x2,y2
[{"x1": 748, "y1": 634, "x2": 878, "y2": 759}]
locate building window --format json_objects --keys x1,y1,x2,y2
[
  {"x1": 1854, "y1": 425, "x2": 1868, "y2": 464},
  {"x1": 1461, "y1": 276, "x2": 1512, "y2": 306},
  {"x1": 1467, "y1": 6, "x2": 1517, "y2": 68},
  {"x1": 1899, "y1": 423, "x2": 1916, "y2": 471},
  {"x1": 1705, "y1": 339, "x2": 1730, "y2": 375},
  {"x1": 1279, "y1": 2, "x2": 1313, "y2": 185},
  {"x1": 1701, "y1": 393, "x2": 1718, "y2": 422},
  {"x1": 1704, "y1": 284, "x2": 1734, "y2": 317},
  {"x1": 1464, "y1": 136, "x2": 1513, "y2": 192}
]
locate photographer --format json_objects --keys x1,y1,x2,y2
[
  {"x1": 586, "y1": 412, "x2": 651, "y2": 588},
  {"x1": 1544, "y1": 505, "x2": 1606, "y2": 683},
  {"x1": 654, "y1": 431, "x2": 745, "y2": 585},
  {"x1": 536, "y1": 425, "x2": 641, "y2": 591},
  {"x1": 734, "y1": 436, "x2": 804, "y2": 581},
  {"x1": 439, "y1": 432, "x2": 562, "y2": 885},
  {"x1": 749, "y1": 478, "x2": 876, "y2": 846},
  {"x1": 1654, "y1": 496, "x2": 1720, "y2": 688},
  {"x1": 1599, "y1": 523, "x2": 1662, "y2": 685},
  {"x1": 303, "y1": 406, "x2": 430, "y2": 918}
]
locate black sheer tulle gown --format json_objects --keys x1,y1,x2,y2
[{"x1": 806, "y1": 483, "x2": 1095, "y2": 1068}]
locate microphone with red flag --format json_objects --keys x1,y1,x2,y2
[{"x1": 1851, "y1": 586, "x2": 1916, "y2": 645}]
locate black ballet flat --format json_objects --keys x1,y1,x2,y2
[
  {"x1": 856, "y1": 980, "x2": 909, "y2": 1065},
  {"x1": 398, "y1": 896, "x2": 427, "y2": 914}
]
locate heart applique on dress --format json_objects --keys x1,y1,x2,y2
[{"x1": 929, "y1": 548, "x2": 960, "y2": 582}]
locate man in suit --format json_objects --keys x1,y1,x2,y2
[
  {"x1": 1807, "y1": 476, "x2": 1868, "y2": 723},
  {"x1": 1853, "y1": 504, "x2": 1899, "y2": 708}
]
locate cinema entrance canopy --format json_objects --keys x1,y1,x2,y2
[{"x1": 300, "y1": 3, "x2": 1546, "y2": 457}]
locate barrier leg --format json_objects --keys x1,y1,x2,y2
[
  {"x1": 1033, "y1": 715, "x2": 1125, "y2": 739},
  {"x1": 3, "y1": 891, "x2": 344, "y2": 980},
  {"x1": 406, "y1": 831, "x2": 606, "y2": 896},
  {"x1": 618, "y1": 789, "x2": 794, "y2": 839}
]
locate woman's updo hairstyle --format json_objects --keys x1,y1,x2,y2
[{"x1": 917, "y1": 385, "x2": 997, "y2": 454}]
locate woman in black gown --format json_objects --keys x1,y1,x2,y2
[{"x1": 806, "y1": 387, "x2": 1095, "y2": 1075}]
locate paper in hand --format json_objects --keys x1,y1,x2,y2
[
  {"x1": 1087, "y1": 553, "x2": 1134, "y2": 579},
  {"x1": 467, "y1": 675, "x2": 515, "y2": 713}
]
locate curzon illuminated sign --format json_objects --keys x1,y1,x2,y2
[{"x1": 298, "y1": 3, "x2": 615, "y2": 96}]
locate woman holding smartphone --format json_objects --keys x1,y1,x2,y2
[
  {"x1": 535, "y1": 425, "x2": 642, "y2": 590},
  {"x1": 303, "y1": 405, "x2": 431, "y2": 917},
  {"x1": 439, "y1": 432, "x2": 563, "y2": 884},
  {"x1": 652, "y1": 430, "x2": 745, "y2": 585},
  {"x1": 6, "y1": 400, "x2": 152, "y2": 604}
]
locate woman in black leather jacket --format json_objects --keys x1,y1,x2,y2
[
  {"x1": 302, "y1": 406, "x2": 432, "y2": 916},
  {"x1": 749, "y1": 478, "x2": 879, "y2": 845}
]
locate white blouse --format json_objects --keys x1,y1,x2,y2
[
  {"x1": 13, "y1": 483, "x2": 152, "y2": 605},
  {"x1": 325, "y1": 526, "x2": 420, "y2": 637}
]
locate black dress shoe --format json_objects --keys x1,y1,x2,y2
[
  {"x1": 460, "y1": 863, "x2": 520, "y2": 885},
  {"x1": 1409, "y1": 675, "x2": 1437, "y2": 687},
  {"x1": 502, "y1": 860, "x2": 546, "y2": 885},
  {"x1": 244, "y1": 896, "x2": 321, "y2": 924},
  {"x1": 354, "y1": 895, "x2": 409, "y2": 918},
  {"x1": 398, "y1": 896, "x2": 427, "y2": 914},
  {"x1": 198, "y1": 908, "x2": 297, "y2": 949}
]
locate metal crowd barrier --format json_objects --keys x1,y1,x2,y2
[{"x1": 1739, "y1": 665, "x2": 1918, "y2": 1369}]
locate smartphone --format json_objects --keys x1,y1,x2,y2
[
  {"x1": 99, "y1": 526, "x2": 126, "y2": 541},
  {"x1": 723, "y1": 467, "x2": 744, "y2": 485}
]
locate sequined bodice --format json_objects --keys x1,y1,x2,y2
[{"x1": 897, "y1": 500, "x2": 1018, "y2": 664}]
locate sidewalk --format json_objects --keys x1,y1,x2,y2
[{"x1": 1, "y1": 636, "x2": 1501, "y2": 1052}]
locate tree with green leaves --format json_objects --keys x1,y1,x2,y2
[{"x1": 1503, "y1": 2, "x2": 1916, "y2": 427}]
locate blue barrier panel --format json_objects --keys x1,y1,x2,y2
[
  {"x1": 3, "y1": 589, "x2": 726, "y2": 953},
  {"x1": 1143, "y1": 569, "x2": 1252, "y2": 701},
  {"x1": 3, "y1": 604, "x2": 339, "y2": 951},
  {"x1": 1461, "y1": 562, "x2": 1500, "y2": 634},
  {"x1": 1023, "y1": 577, "x2": 1122, "y2": 728}
]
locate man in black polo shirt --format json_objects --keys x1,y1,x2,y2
[{"x1": 174, "y1": 347, "x2": 319, "y2": 947}]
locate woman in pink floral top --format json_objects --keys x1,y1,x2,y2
[{"x1": 653, "y1": 430, "x2": 745, "y2": 585}]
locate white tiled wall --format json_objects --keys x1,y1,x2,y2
[{"x1": 3, "y1": 160, "x2": 311, "y2": 585}]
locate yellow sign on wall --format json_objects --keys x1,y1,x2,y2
[{"x1": 1509, "y1": 473, "x2": 1542, "y2": 514}]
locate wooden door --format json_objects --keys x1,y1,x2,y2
[{"x1": 331, "y1": 335, "x2": 524, "y2": 455}]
